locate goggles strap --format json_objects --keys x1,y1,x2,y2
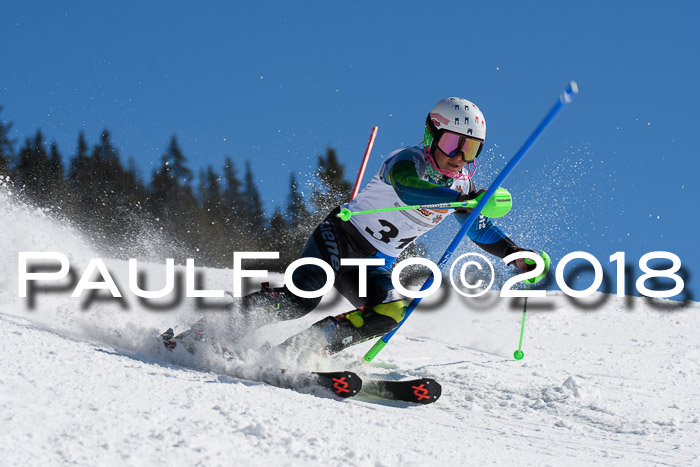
[{"x1": 467, "y1": 160, "x2": 477, "y2": 179}]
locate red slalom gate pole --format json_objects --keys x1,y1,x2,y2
[{"x1": 351, "y1": 126, "x2": 378, "y2": 200}]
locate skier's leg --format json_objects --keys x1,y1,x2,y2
[
  {"x1": 163, "y1": 218, "x2": 346, "y2": 352},
  {"x1": 280, "y1": 265, "x2": 408, "y2": 353},
  {"x1": 239, "y1": 282, "x2": 320, "y2": 322},
  {"x1": 239, "y1": 217, "x2": 346, "y2": 323},
  {"x1": 283, "y1": 299, "x2": 405, "y2": 353}
]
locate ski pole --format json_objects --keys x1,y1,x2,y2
[
  {"x1": 364, "y1": 81, "x2": 579, "y2": 363},
  {"x1": 351, "y1": 126, "x2": 378, "y2": 201},
  {"x1": 513, "y1": 285, "x2": 529, "y2": 360},
  {"x1": 337, "y1": 187, "x2": 512, "y2": 221},
  {"x1": 513, "y1": 251, "x2": 550, "y2": 359}
]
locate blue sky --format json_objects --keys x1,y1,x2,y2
[{"x1": 2, "y1": 1, "x2": 698, "y2": 301}]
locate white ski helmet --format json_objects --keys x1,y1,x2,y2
[{"x1": 424, "y1": 97, "x2": 486, "y2": 158}]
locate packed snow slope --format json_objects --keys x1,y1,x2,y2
[{"x1": 1, "y1": 191, "x2": 699, "y2": 466}]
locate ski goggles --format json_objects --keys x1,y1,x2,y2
[{"x1": 436, "y1": 131, "x2": 483, "y2": 162}]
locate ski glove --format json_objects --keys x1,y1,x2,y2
[
  {"x1": 508, "y1": 249, "x2": 551, "y2": 284},
  {"x1": 455, "y1": 188, "x2": 487, "y2": 213}
]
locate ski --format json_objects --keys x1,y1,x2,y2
[
  {"x1": 310, "y1": 371, "x2": 363, "y2": 399},
  {"x1": 363, "y1": 377, "x2": 442, "y2": 404},
  {"x1": 161, "y1": 328, "x2": 438, "y2": 403},
  {"x1": 245, "y1": 369, "x2": 364, "y2": 399},
  {"x1": 230, "y1": 367, "x2": 364, "y2": 400},
  {"x1": 259, "y1": 372, "x2": 440, "y2": 404}
]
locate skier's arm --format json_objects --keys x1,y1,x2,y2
[
  {"x1": 455, "y1": 211, "x2": 546, "y2": 280},
  {"x1": 384, "y1": 150, "x2": 462, "y2": 205},
  {"x1": 455, "y1": 211, "x2": 524, "y2": 260}
]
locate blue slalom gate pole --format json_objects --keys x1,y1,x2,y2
[{"x1": 363, "y1": 81, "x2": 579, "y2": 362}]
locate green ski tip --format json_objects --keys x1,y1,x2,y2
[
  {"x1": 337, "y1": 208, "x2": 352, "y2": 222},
  {"x1": 513, "y1": 349, "x2": 524, "y2": 360}
]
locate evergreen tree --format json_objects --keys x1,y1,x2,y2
[
  {"x1": 151, "y1": 136, "x2": 196, "y2": 208},
  {"x1": 239, "y1": 160, "x2": 265, "y2": 248},
  {"x1": 15, "y1": 137, "x2": 32, "y2": 189},
  {"x1": 203, "y1": 166, "x2": 222, "y2": 213},
  {"x1": 66, "y1": 132, "x2": 94, "y2": 221},
  {"x1": 0, "y1": 106, "x2": 15, "y2": 177},
  {"x1": 16, "y1": 130, "x2": 51, "y2": 196},
  {"x1": 164, "y1": 135, "x2": 193, "y2": 184},
  {"x1": 220, "y1": 156, "x2": 246, "y2": 246},
  {"x1": 47, "y1": 141, "x2": 66, "y2": 203},
  {"x1": 77, "y1": 131, "x2": 89, "y2": 159},
  {"x1": 196, "y1": 168, "x2": 207, "y2": 203},
  {"x1": 272, "y1": 173, "x2": 312, "y2": 266},
  {"x1": 63, "y1": 130, "x2": 151, "y2": 254},
  {"x1": 68, "y1": 132, "x2": 90, "y2": 181},
  {"x1": 101, "y1": 129, "x2": 119, "y2": 160},
  {"x1": 149, "y1": 135, "x2": 199, "y2": 261},
  {"x1": 311, "y1": 148, "x2": 353, "y2": 216},
  {"x1": 287, "y1": 173, "x2": 311, "y2": 227},
  {"x1": 88, "y1": 130, "x2": 128, "y2": 224},
  {"x1": 221, "y1": 156, "x2": 242, "y2": 215},
  {"x1": 126, "y1": 156, "x2": 141, "y2": 185},
  {"x1": 49, "y1": 142, "x2": 64, "y2": 181},
  {"x1": 67, "y1": 131, "x2": 91, "y2": 190},
  {"x1": 198, "y1": 165, "x2": 238, "y2": 267},
  {"x1": 266, "y1": 207, "x2": 292, "y2": 265}
]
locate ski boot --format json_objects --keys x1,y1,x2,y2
[
  {"x1": 161, "y1": 318, "x2": 228, "y2": 355},
  {"x1": 161, "y1": 328, "x2": 177, "y2": 350},
  {"x1": 280, "y1": 302, "x2": 404, "y2": 354}
]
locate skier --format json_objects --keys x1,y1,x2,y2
[{"x1": 163, "y1": 97, "x2": 548, "y2": 354}]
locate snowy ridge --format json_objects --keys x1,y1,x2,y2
[{"x1": 1, "y1": 191, "x2": 699, "y2": 465}]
